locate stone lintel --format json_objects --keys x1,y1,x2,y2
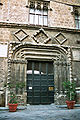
[{"x1": 8, "y1": 59, "x2": 27, "y2": 64}]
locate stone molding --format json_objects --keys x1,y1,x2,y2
[
  {"x1": 0, "y1": 22, "x2": 80, "y2": 33},
  {"x1": 54, "y1": 32, "x2": 67, "y2": 45},
  {"x1": 13, "y1": 29, "x2": 29, "y2": 42},
  {"x1": 8, "y1": 59, "x2": 27, "y2": 64}
]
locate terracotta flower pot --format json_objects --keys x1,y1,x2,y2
[
  {"x1": 66, "y1": 100, "x2": 75, "y2": 109},
  {"x1": 8, "y1": 103, "x2": 18, "y2": 112}
]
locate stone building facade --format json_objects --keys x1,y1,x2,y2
[{"x1": 0, "y1": 0, "x2": 80, "y2": 106}]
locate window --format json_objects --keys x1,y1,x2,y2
[
  {"x1": 29, "y1": 1, "x2": 48, "y2": 26},
  {"x1": 75, "y1": 14, "x2": 80, "y2": 29}
]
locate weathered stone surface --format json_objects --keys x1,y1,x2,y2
[
  {"x1": 0, "y1": 58, "x2": 7, "y2": 107},
  {"x1": 0, "y1": 0, "x2": 80, "y2": 106},
  {"x1": 49, "y1": 1, "x2": 75, "y2": 28},
  {"x1": 0, "y1": 58, "x2": 7, "y2": 89},
  {"x1": 0, "y1": 0, "x2": 78, "y2": 28}
]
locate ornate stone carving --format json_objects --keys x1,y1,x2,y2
[
  {"x1": 29, "y1": 1, "x2": 35, "y2": 8},
  {"x1": 54, "y1": 32, "x2": 67, "y2": 45},
  {"x1": 14, "y1": 29, "x2": 29, "y2": 42},
  {"x1": 32, "y1": 28, "x2": 51, "y2": 44}
]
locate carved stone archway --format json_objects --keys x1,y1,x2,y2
[{"x1": 6, "y1": 42, "x2": 71, "y2": 105}]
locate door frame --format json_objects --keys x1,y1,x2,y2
[
  {"x1": 7, "y1": 42, "x2": 68, "y2": 106},
  {"x1": 27, "y1": 60, "x2": 54, "y2": 104}
]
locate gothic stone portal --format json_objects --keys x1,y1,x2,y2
[{"x1": 7, "y1": 43, "x2": 69, "y2": 105}]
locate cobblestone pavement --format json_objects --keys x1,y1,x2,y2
[{"x1": 0, "y1": 104, "x2": 80, "y2": 120}]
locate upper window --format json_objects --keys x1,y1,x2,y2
[
  {"x1": 29, "y1": 1, "x2": 48, "y2": 26},
  {"x1": 75, "y1": 14, "x2": 80, "y2": 29}
]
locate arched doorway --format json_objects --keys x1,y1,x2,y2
[{"x1": 7, "y1": 43, "x2": 69, "y2": 105}]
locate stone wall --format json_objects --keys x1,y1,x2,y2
[
  {"x1": 1, "y1": 0, "x2": 29, "y2": 23},
  {"x1": 49, "y1": 1, "x2": 75, "y2": 28},
  {"x1": 0, "y1": 26, "x2": 80, "y2": 46},
  {"x1": 0, "y1": 28, "x2": 10, "y2": 42},
  {"x1": 54, "y1": 0, "x2": 80, "y2": 5},
  {"x1": 0, "y1": 0, "x2": 80, "y2": 106},
  {"x1": 0, "y1": 58, "x2": 7, "y2": 87},
  {"x1": 0, "y1": 58, "x2": 7, "y2": 106},
  {"x1": 0, "y1": 26, "x2": 80, "y2": 105},
  {"x1": 0, "y1": 0, "x2": 78, "y2": 28}
]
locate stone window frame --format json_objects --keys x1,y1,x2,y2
[
  {"x1": 75, "y1": 14, "x2": 80, "y2": 29},
  {"x1": 73, "y1": 6, "x2": 80, "y2": 29},
  {"x1": 28, "y1": 0, "x2": 49, "y2": 26}
]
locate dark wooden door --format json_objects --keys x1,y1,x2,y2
[{"x1": 27, "y1": 61, "x2": 54, "y2": 104}]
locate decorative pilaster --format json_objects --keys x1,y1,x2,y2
[
  {"x1": 54, "y1": 54, "x2": 69, "y2": 105},
  {"x1": 23, "y1": 60, "x2": 27, "y2": 105},
  {"x1": 67, "y1": 47, "x2": 73, "y2": 82},
  {"x1": 8, "y1": 43, "x2": 13, "y2": 59},
  {"x1": 7, "y1": 59, "x2": 28, "y2": 106}
]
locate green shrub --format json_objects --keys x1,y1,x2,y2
[{"x1": 63, "y1": 81, "x2": 76, "y2": 101}]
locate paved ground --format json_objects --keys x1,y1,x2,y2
[{"x1": 0, "y1": 104, "x2": 80, "y2": 120}]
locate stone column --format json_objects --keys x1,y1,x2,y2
[
  {"x1": 23, "y1": 60, "x2": 28, "y2": 105},
  {"x1": 54, "y1": 59, "x2": 59, "y2": 104}
]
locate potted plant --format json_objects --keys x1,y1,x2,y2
[
  {"x1": 7, "y1": 81, "x2": 25, "y2": 112},
  {"x1": 63, "y1": 80, "x2": 76, "y2": 109},
  {"x1": 8, "y1": 92, "x2": 18, "y2": 112}
]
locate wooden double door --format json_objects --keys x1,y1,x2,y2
[{"x1": 27, "y1": 61, "x2": 54, "y2": 104}]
